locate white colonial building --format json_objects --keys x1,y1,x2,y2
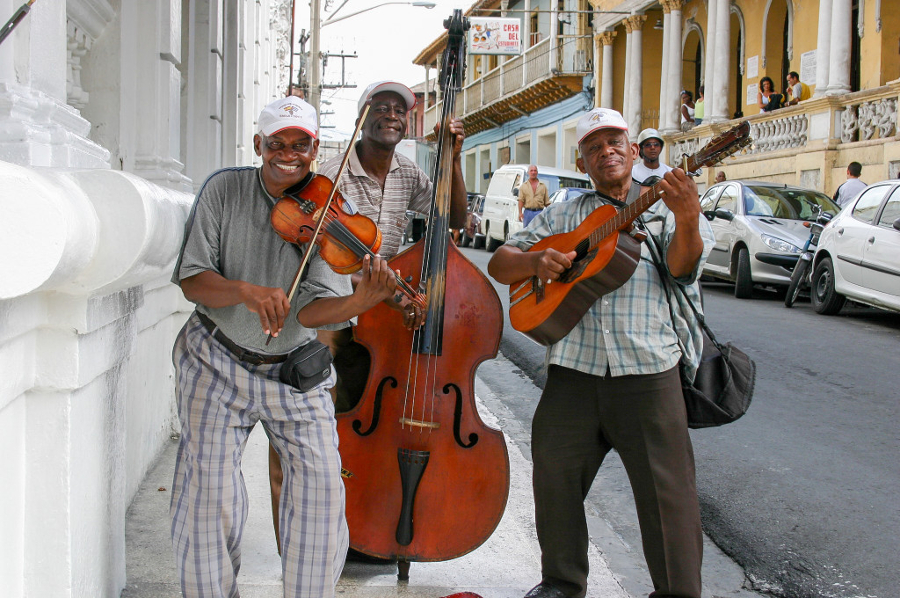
[{"x1": 0, "y1": 0, "x2": 294, "y2": 595}]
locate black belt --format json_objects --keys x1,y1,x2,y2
[{"x1": 196, "y1": 312, "x2": 289, "y2": 365}]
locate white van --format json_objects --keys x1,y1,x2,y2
[{"x1": 481, "y1": 164, "x2": 592, "y2": 251}]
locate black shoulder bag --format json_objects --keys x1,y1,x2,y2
[{"x1": 643, "y1": 222, "x2": 756, "y2": 428}]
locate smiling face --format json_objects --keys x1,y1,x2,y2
[
  {"x1": 360, "y1": 91, "x2": 409, "y2": 149},
  {"x1": 576, "y1": 128, "x2": 636, "y2": 190},
  {"x1": 761, "y1": 78, "x2": 773, "y2": 93},
  {"x1": 253, "y1": 128, "x2": 319, "y2": 197}
]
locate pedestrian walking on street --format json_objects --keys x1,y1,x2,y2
[
  {"x1": 487, "y1": 107, "x2": 715, "y2": 598},
  {"x1": 169, "y1": 96, "x2": 398, "y2": 598},
  {"x1": 519, "y1": 164, "x2": 551, "y2": 227}
]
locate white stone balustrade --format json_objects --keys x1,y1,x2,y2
[
  {"x1": 0, "y1": 162, "x2": 193, "y2": 597},
  {"x1": 750, "y1": 114, "x2": 809, "y2": 154}
]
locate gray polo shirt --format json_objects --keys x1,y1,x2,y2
[{"x1": 172, "y1": 167, "x2": 352, "y2": 354}]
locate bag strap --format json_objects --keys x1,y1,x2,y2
[{"x1": 639, "y1": 216, "x2": 727, "y2": 354}]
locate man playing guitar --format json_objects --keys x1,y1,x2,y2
[{"x1": 487, "y1": 108, "x2": 715, "y2": 598}]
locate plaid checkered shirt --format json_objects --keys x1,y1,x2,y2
[
  {"x1": 318, "y1": 144, "x2": 432, "y2": 260},
  {"x1": 505, "y1": 191, "x2": 715, "y2": 380}
]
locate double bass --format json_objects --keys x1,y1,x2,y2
[{"x1": 335, "y1": 10, "x2": 510, "y2": 579}]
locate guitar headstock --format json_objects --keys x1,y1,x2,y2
[{"x1": 684, "y1": 121, "x2": 751, "y2": 173}]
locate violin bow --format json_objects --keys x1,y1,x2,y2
[{"x1": 265, "y1": 103, "x2": 371, "y2": 346}]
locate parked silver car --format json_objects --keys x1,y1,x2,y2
[
  {"x1": 811, "y1": 179, "x2": 900, "y2": 315},
  {"x1": 699, "y1": 181, "x2": 840, "y2": 298}
]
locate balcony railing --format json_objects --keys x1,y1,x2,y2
[
  {"x1": 673, "y1": 83, "x2": 899, "y2": 157},
  {"x1": 425, "y1": 35, "x2": 591, "y2": 134},
  {"x1": 667, "y1": 80, "x2": 900, "y2": 186}
]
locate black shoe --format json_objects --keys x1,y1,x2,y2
[
  {"x1": 524, "y1": 582, "x2": 570, "y2": 598},
  {"x1": 345, "y1": 547, "x2": 397, "y2": 564}
]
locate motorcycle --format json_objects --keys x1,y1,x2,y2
[{"x1": 784, "y1": 207, "x2": 833, "y2": 307}]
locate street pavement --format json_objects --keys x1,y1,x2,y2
[{"x1": 121, "y1": 380, "x2": 629, "y2": 598}]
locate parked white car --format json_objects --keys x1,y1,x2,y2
[
  {"x1": 481, "y1": 164, "x2": 592, "y2": 251},
  {"x1": 811, "y1": 179, "x2": 900, "y2": 314}
]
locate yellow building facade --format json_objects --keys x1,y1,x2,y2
[{"x1": 592, "y1": 0, "x2": 900, "y2": 195}]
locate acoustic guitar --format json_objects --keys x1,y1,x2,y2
[{"x1": 508, "y1": 120, "x2": 751, "y2": 346}]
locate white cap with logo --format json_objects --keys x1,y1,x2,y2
[
  {"x1": 576, "y1": 108, "x2": 629, "y2": 144},
  {"x1": 357, "y1": 81, "x2": 417, "y2": 115},
  {"x1": 258, "y1": 97, "x2": 318, "y2": 139}
]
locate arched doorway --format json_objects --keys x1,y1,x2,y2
[
  {"x1": 682, "y1": 25, "x2": 703, "y2": 99},
  {"x1": 731, "y1": 8, "x2": 744, "y2": 118},
  {"x1": 763, "y1": 0, "x2": 791, "y2": 95}
]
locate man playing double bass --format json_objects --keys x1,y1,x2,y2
[
  {"x1": 169, "y1": 96, "x2": 399, "y2": 598},
  {"x1": 487, "y1": 107, "x2": 715, "y2": 598},
  {"x1": 267, "y1": 80, "x2": 469, "y2": 552}
]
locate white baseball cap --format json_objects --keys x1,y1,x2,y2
[
  {"x1": 258, "y1": 96, "x2": 318, "y2": 139},
  {"x1": 576, "y1": 108, "x2": 629, "y2": 144},
  {"x1": 357, "y1": 81, "x2": 417, "y2": 115}
]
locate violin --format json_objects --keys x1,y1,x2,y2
[{"x1": 270, "y1": 173, "x2": 425, "y2": 309}]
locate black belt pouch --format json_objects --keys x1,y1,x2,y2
[{"x1": 278, "y1": 339, "x2": 334, "y2": 393}]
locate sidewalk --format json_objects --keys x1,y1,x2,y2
[{"x1": 121, "y1": 390, "x2": 629, "y2": 598}]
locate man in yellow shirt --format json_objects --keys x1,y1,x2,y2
[{"x1": 518, "y1": 164, "x2": 550, "y2": 227}]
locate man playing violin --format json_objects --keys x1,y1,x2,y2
[
  {"x1": 487, "y1": 108, "x2": 715, "y2": 598},
  {"x1": 169, "y1": 96, "x2": 398, "y2": 598}
]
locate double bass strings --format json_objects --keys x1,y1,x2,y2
[{"x1": 402, "y1": 61, "x2": 460, "y2": 435}]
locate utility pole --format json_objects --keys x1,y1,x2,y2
[
  {"x1": 309, "y1": 0, "x2": 322, "y2": 113},
  {"x1": 295, "y1": 29, "x2": 309, "y2": 93}
]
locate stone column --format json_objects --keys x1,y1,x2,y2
[
  {"x1": 658, "y1": 9, "x2": 672, "y2": 131},
  {"x1": 703, "y1": 0, "x2": 717, "y2": 118},
  {"x1": 814, "y1": 0, "x2": 833, "y2": 97},
  {"x1": 710, "y1": 0, "x2": 730, "y2": 122},
  {"x1": 623, "y1": 24, "x2": 633, "y2": 127},
  {"x1": 662, "y1": 0, "x2": 684, "y2": 134},
  {"x1": 624, "y1": 14, "x2": 647, "y2": 136},
  {"x1": 826, "y1": 0, "x2": 852, "y2": 95},
  {"x1": 597, "y1": 31, "x2": 617, "y2": 108},
  {"x1": 132, "y1": 0, "x2": 192, "y2": 189},
  {"x1": 522, "y1": 0, "x2": 532, "y2": 87},
  {"x1": 424, "y1": 66, "x2": 430, "y2": 112}
]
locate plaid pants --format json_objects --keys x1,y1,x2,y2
[{"x1": 170, "y1": 313, "x2": 348, "y2": 598}]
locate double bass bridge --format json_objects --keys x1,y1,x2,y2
[{"x1": 399, "y1": 417, "x2": 440, "y2": 430}]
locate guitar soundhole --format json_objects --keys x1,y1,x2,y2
[
  {"x1": 573, "y1": 239, "x2": 590, "y2": 261},
  {"x1": 559, "y1": 247, "x2": 597, "y2": 283}
]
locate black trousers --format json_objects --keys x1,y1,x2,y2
[{"x1": 532, "y1": 365, "x2": 702, "y2": 598}]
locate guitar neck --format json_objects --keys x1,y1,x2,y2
[{"x1": 588, "y1": 165, "x2": 690, "y2": 246}]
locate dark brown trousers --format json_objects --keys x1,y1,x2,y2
[{"x1": 532, "y1": 365, "x2": 702, "y2": 598}]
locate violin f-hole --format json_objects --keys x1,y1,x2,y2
[
  {"x1": 352, "y1": 376, "x2": 394, "y2": 436},
  {"x1": 450, "y1": 383, "x2": 478, "y2": 449}
]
